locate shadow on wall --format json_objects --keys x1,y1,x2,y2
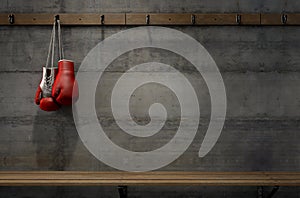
[{"x1": 32, "y1": 107, "x2": 78, "y2": 170}]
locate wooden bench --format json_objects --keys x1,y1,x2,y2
[{"x1": 0, "y1": 171, "x2": 299, "y2": 197}]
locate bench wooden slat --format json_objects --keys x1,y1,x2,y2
[{"x1": 0, "y1": 172, "x2": 299, "y2": 186}]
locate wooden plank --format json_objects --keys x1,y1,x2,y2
[
  {"x1": 0, "y1": 14, "x2": 11, "y2": 25},
  {"x1": 1, "y1": 179, "x2": 300, "y2": 186},
  {"x1": 194, "y1": 14, "x2": 237, "y2": 25},
  {"x1": 126, "y1": 13, "x2": 261, "y2": 26},
  {"x1": 149, "y1": 13, "x2": 191, "y2": 25},
  {"x1": 126, "y1": 13, "x2": 192, "y2": 25},
  {"x1": 59, "y1": 13, "x2": 125, "y2": 25},
  {"x1": 240, "y1": 13, "x2": 261, "y2": 25},
  {"x1": 0, "y1": 13, "x2": 299, "y2": 26},
  {"x1": 126, "y1": 13, "x2": 148, "y2": 25},
  {"x1": 2, "y1": 171, "x2": 300, "y2": 180},
  {"x1": 105, "y1": 13, "x2": 126, "y2": 25},
  {"x1": 193, "y1": 13, "x2": 261, "y2": 25},
  {"x1": 0, "y1": 13, "x2": 54, "y2": 25},
  {"x1": 261, "y1": 13, "x2": 300, "y2": 25},
  {"x1": 261, "y1": 13, "x2": 282, "y2": 25},
  {"x1": 286, "y1": 13, "x2": 300, "y2": 25},
  {"x1": 59, "y1": 14, "x2": 100, "y2": 25},
  {"x1": 0, "y1": 13, "x2": 125, "y2": 25},
  {"x1": 0, "y1": 172, "x2": 299, "y2": 186}
]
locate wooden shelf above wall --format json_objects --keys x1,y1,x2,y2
[{"x1": 0, "y1": 13, "x2": 300, "y2": 26}]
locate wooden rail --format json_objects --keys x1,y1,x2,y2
[
  {"x1": 1, "y1": 13, "x2": 300, "y2": 26},
  {"x1": 0, "y1": 171, "x2": 299, "y2": 186}
]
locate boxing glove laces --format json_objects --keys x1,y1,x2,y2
[{"x1": 34, "y1": 19, "x2": 60, "y2": 111}]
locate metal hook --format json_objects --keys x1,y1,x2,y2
[
  {"x1": 191, "y1": 14, "x2": 196, "y2": 25},
  {"x1": 8, "y1": 14, "x2": 14, "y2": 24},
  {"x1": 236, "y1": 14, "x2": 241, "y2": 25},
  {"x1": 55, "y1": 15, "x2": 60, "y2": 23},
  {"x1": 146, "y1": 14, "x2": 150, "y2": 25},
  {"x1": 100, "y1": 15, "x2": 105, "y2": 25},
  {"x1": 281, "y1": 14, "x2": 287, "y2": 24}
]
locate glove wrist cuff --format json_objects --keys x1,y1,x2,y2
[{"x1": 58, "y1": 59, "x2": 74, "y2": 71}]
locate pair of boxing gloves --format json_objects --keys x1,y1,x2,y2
[{"x1": 35, "y1": 59, "x2": 79, "y2": 111}]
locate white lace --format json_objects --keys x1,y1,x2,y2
[
  {"x1": 45, "y1": 21, "x2": 56, "y2": 69},
  {"x1": 57, "y1": 19, "x2": 64, "y2": 60},
  {"x1": 40, "y1": 19, "x2": 57, "y2": 95}
]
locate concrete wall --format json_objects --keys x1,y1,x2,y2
[{"x1": 0, "y1": 0, "x2": 300, "y2": 197}]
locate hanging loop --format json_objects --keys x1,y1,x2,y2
[
  {"x1": 57, "y1": 17, "x2": 64, "y2": 60},
  {"x1": 45, "y1": 21, "x2": 56, "y2": 69},
  {"x1": 41, "y1": 23, "x2": 56, "y2": 96},
  {"x1": 45, "y1": 15, "x2": 64, "y2": 66}
]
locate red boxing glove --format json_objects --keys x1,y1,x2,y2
[
  {"x1": 35, "y1": 67, "x2": 60, "y2": 111},
  {"x1": 39, "y1": 96, "x2": 60, "y2": 111},
  {"x1": 34, "y1": 85, "x2": 42, "y2": 105},
  {"x1": 52, "y1": 59, "x2": 79, "y2": 106}
]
